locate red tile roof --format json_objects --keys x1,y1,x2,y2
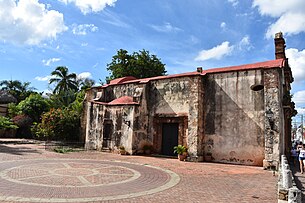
[
  {"x1": 204, "y1": 58, "x2": 285, "y2": 74},
  {"x1": 99, "y1": 58, "x2": 285, "y2": 87},
  {"x1": 109, "y1": 76, "x2": 137, "y2": 85},
  {"x1": 91, "y1": 96, "x2": 139, "y2": 106},
  {"x1": 108, "y1": 96, "x2": 138, "y2": 105}
]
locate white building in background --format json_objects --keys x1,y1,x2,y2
[{"x1": 295, "y1": 127, "x2": 304, "y2": 142}]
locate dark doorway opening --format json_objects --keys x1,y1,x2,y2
[
  {"x1": 161, "y1": 123, "x2": 179, "y2": 156},
  {"x1": 102, "y1": 123, "x2": 112, "y2": 149}
]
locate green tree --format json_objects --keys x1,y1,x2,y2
[
  {"x1": 19, "y1": 82, "x2": 36, "y2": 101},
  {"x1": 106, "y1": 49, "x2": 166, "y2": 80},
  {"x1": 0, "y1": 116, "x2": 18, "y2": 129},
  {"x1": 17, "y1": 94, "x2": 49, "y2": 122},
  {"x1": 7, "y1": 103, "x2": 21, "y2": 118},
  {"x1": 48, "y1": 89, "x2": 77, "y2": 108},
  {"x1": 0, "y1": 80, "x2": 36, "y2": 102},
  {"x1": 69, "y1": 90, "x2": 85, "y2": 114},
  {"x1": 49, "y1": 66, "x2": 78, "y2": 94},
  {"x1": 77, "y1": 78, "x2": 95, "y2": 90}
]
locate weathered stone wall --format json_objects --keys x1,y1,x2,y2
[
  {"x1": 81, "y1": 88, "x2": 98, "y2": 144},
  {"x1": 84, "y1": 83, "x2": 149, "y2": 153},
  {"x1": 85, "y1": 102, "x2": 104, "y2": 150},
  {"x1": 83, "y1": 67, "x2": 286, "y2": 165},
  {"x1": 104, "y1": 106, "x2": 135, "y2": 152},
  {"x1": 204, "y1": 70, "x2": 265, "y2": 166},
  {"x1": 105, "y1": 83, "x2": 149, "y2": 153},
  {"x1": 147, "y1": 76, "x2": 204, "y2": 160},
  {"x1": 263, "y1": 68, "x2": 283, "y2": 169},
  {"x1": 132, "y1": 86, "x2": 150, "y2": 152}
]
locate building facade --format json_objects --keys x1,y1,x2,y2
[{"x1": 82, "y1": 33, "x2": 294, "y2": 168}]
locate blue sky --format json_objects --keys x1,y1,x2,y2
[{"x1": 1, "y1": 0, "x2": 305, "y2": 112}]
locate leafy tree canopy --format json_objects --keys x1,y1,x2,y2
[
  {"x1": 0, "y1": 80, "x2": 36, "y2": 103},
  {"x1": 77, "y1": 78, "x2": 95, "y2": 90},
  {"x1": 106, "y1": 49, "x2": 166, "y2": 81},
  {"x1": 49, "y1": 66, "x2": 78, "y2": 94},
  {"x1": 48, "y1": 89, "x2": 77, "y2": 108},
  {"x1": 17, "y1": 93, "x2": 50, "y2": 122}
]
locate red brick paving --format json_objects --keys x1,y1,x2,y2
[{"x1": 0, "y1": 139, "x2": 277, "y2": 203}]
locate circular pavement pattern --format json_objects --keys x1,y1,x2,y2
[{"x1": 0, "y1": 159, "x2": 180, "y2": 202}]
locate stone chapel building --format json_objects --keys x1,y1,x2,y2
[{"x1": 82, "y1": 33, "x2": 295, "y2": 169}]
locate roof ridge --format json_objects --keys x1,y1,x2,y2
[{"x1": 98, "y1": 58, "x2": 285, "y2": 88}]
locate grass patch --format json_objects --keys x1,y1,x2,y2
[{"x1": 53, "y1": 147, "x2": 75, "y2": 153}]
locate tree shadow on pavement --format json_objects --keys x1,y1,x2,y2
[{"x1": 0, "y1": 139, "x2": 41, "y2": 155}]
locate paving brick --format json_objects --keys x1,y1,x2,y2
[{"x1": 0, "y1": 139, "x2": 277, "y2": 203}]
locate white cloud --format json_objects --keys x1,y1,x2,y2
[
  {"x1": 101, "y1": 9, "x2": 130, "y2": 28},
  {"x1": 42, "y1": 58, "x2": 61, "y2": 66},
  {"x1": 189, "y1": 35, "x2": 200, "y2": 45},
  {"x1": 252, "y1": 0, "x2": 305, "y2": 17},
  {"x1": 41, "y1": 89, "x2": 52, "y2": 98},
  {"x1": 35, "y1": 75, "x2": 52, "y2": 81},
  {"x1": 150, "y1": 22, "x2": 182, "y2": 33},
  {"x1": 77, "y1": 72, "x2": 92, "y2": 80},
  {"x1": 220, "y1": 22, "x2": 226, "y2": 29},
  {"x1": 295, "y1": 107, "x2": 305, "y2": 115},
  {"x1": 228, "y1": 0, "x2": 239, "y2": 7},
  {"x1": 195, "y1": 41, "x2": 233, "y2": 61},
  {"x1": 71, "y1": 24, "x2": 98, "y2": 35},
  {"x1": 293, "y1": 91, "x2": 305, "y2": 107},
  {"x1": 266, "y1": 13, "x2": 305, "y2": 38},
  {"x1": 92, "y1": 63, "x2": 99, "y2": 68},
  {"x1": 239, "y1": 36, "x2": 250, "y2": 46},
  {"x1": 252, "y1": 0, "x2": 305, "y2": 38},
  {"x1": 0, "y1": 0, "x2": 67, "y2": 45},
  {"x1": 194, "y1": 36, "x2": 252, "y2": 61},
  {"x1": 286, "y1": 48, "x2": 305, "y2": 83},
  {"x1": 59, "y1": 0, "x2": 117, "y2": 14},
  {"x1": 237, "y1": 35, "x2": 253, "y2": 51}
]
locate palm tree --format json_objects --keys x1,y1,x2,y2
[
  {"x1": 0, "y1": 80, "x2": 36, "y2": 102},
  {"x1": 49, "y1": 66, "x2": 78, "y2": 94},
  {"x1": 19, "y1": 82, "x2": 36, "y2": 101},
  {"x1": 0, "y1": 80, "x2": 22, "y2": 92}
]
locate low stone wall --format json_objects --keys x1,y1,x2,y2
[{"x1": 278, "y1": 155, "x2": 302, "y2": 203}]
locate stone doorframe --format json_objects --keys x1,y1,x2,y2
[{"x1": 153, "y1": 113, "x2": 188, "y2": 154}]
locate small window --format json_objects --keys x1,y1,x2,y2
[{"x1": 251, "y1": 84, "x2": 264, "y2": 91}]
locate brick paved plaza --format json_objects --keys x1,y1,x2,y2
[{"x1": 0, "y1": 139, "x2": 277, "y2": 203}]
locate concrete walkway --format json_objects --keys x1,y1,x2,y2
[
  {"x1": 0, "y1": 139, "x2": 277, "y2": 203},
  {"x1": 289, "y1": 160, "x2": 305, "y2": 200}
]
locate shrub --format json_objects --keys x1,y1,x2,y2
[
  {"x1": 7, "y1": 103, "x2": 21, "y2": 118},
  {"x1": 0, "y1": 116, "x2": 18, "y2": 129},
  {"x1": 31, "y1": 108, "x2": 80, "y2": 141},
  {"x1": 12, "y1": 115, "x2": 33, "y2": 138},
  {"x1": 12, "y1": 115, "x2": 32, "y2": 127}
]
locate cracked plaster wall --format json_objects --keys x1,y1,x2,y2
[
  {"x1": 204, "y1": 69, "x2": 265, "y2": 166},
  {"x1": 147, "y1": 76, "x2": 204, "y2": 161},
  {"x1": 84, "y1": 83, "x2": 148, "y2": 154}
]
